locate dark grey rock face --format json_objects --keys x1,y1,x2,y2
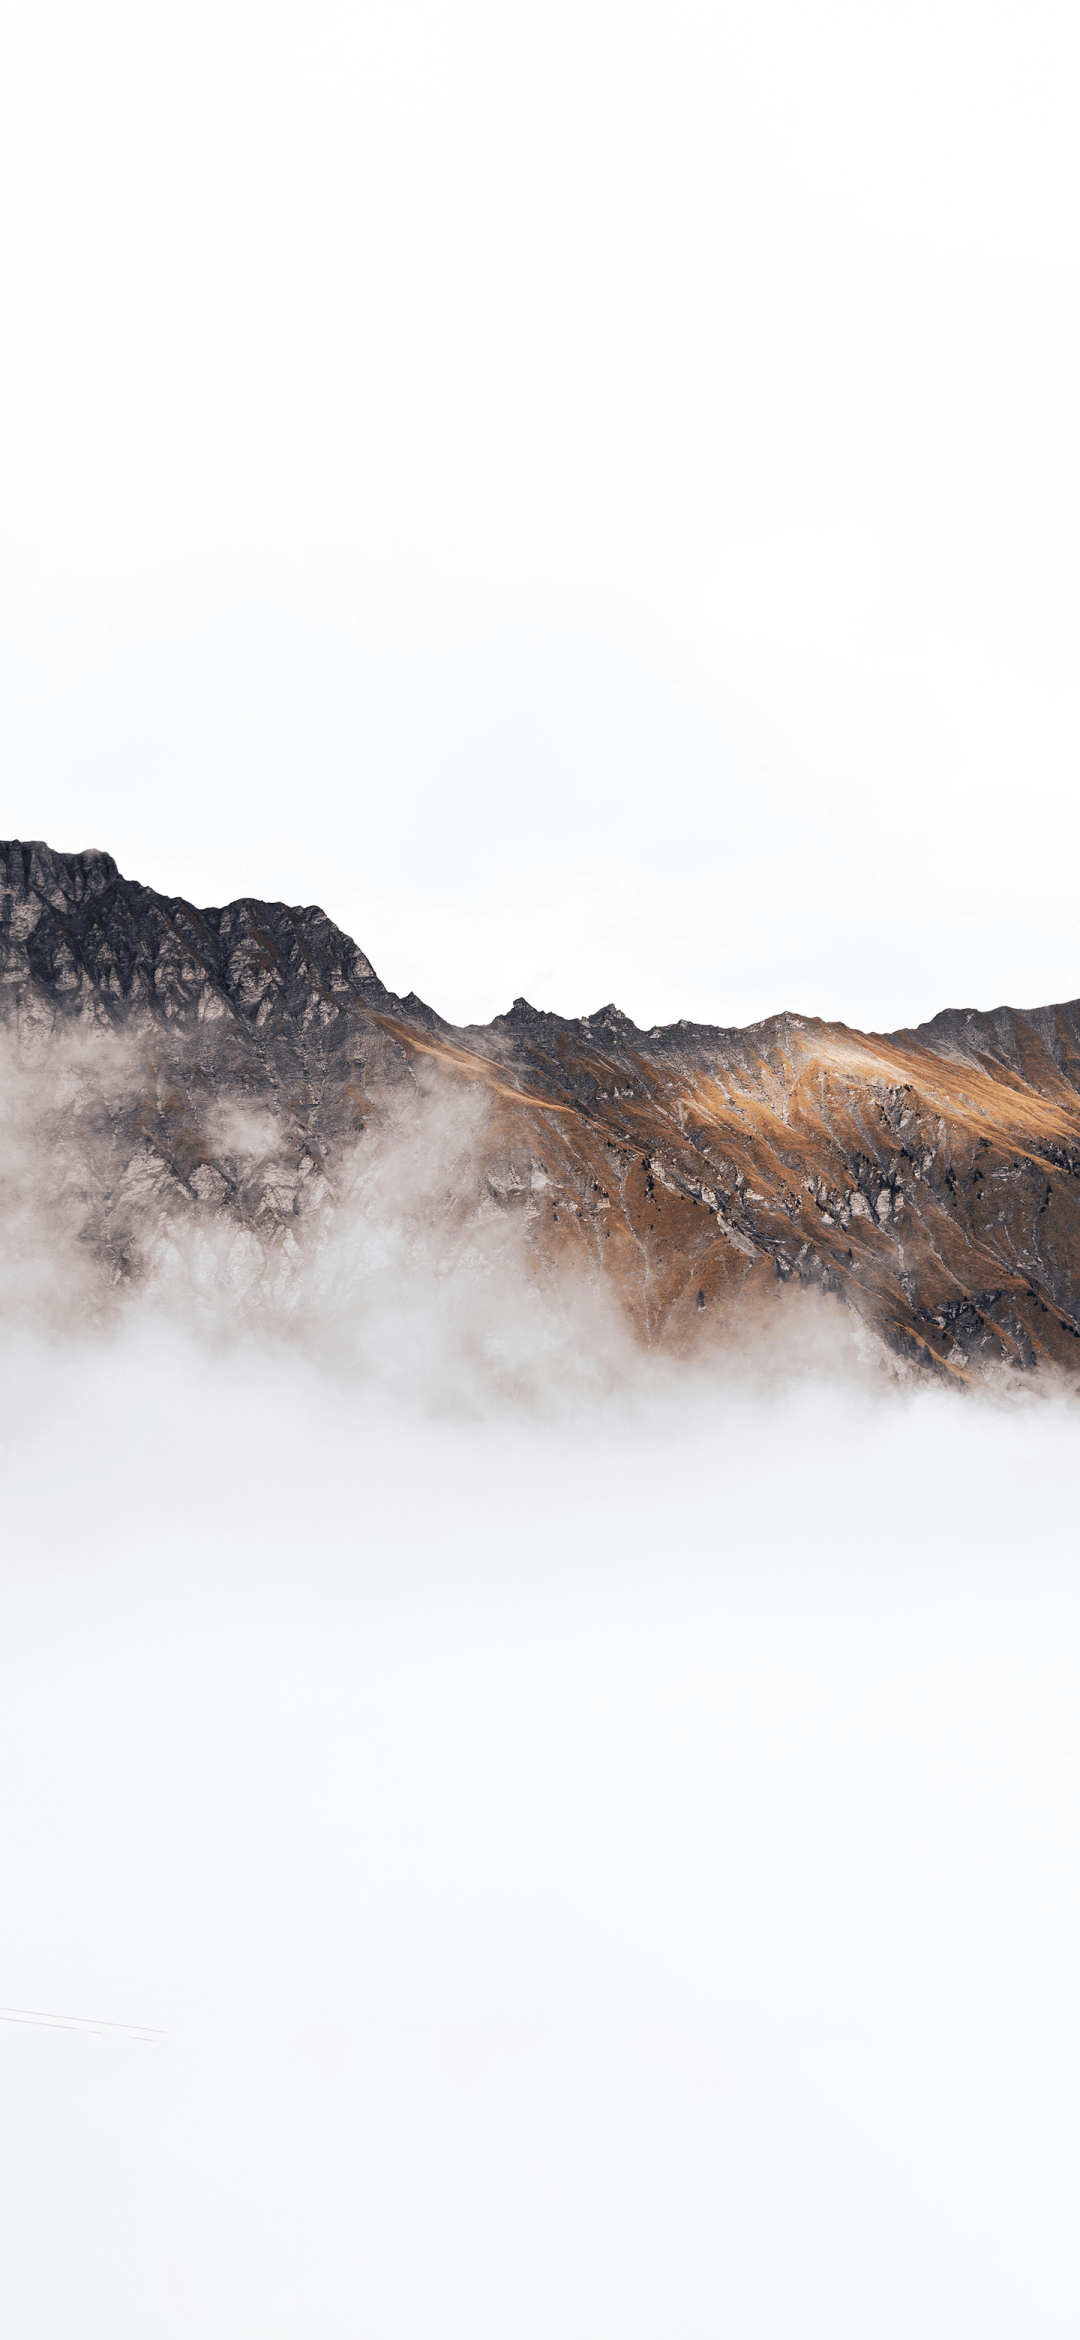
[
  {"x1": 0, "y1": 841, "x2": 433, "y2": 1300},
  {"x1": 1, "y1": 838, "x2": 391, "y2": 1031}
]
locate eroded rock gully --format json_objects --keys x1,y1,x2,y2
[{"x1": 5, "y1": 837, "x2": 1080, "y2": 1381}]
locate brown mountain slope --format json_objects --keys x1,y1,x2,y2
[
  {"x1": 3, "y1": 838, "x2": 1080, "y2": 1380},
  {"x1": 373, "y1": 1002, "x2": 1080, "y2": 1378}
]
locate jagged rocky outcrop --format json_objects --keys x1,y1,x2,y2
[{"x1": 5, "y1": 836, "x2": 1080, "y2": 1380}]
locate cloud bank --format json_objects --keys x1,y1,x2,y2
[{"x1": 3, "y1": 1022, "x2": 1080, "y2": 2337}]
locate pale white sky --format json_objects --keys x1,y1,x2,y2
[{"x1": 2, "y1": 0, "x2": 1078, "y2": 1029}]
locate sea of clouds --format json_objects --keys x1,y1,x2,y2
[{"x1": 3, "y1": 1027, "x2": 1080, "y2": 2336}]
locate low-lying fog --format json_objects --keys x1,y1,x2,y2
[
  {"x1": 1, "y1": 1029, "x2": 1078, "y2": 2334},
  {"x1": 3, "y1": 1303, "x2": 1079, "y2": 2337}
]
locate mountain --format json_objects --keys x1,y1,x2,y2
[{"x1": 4, "y1": 836, "x2": 1080, "y2": 1381}]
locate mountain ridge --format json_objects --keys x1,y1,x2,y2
[{"x1": 4, "y1": 837, "x2": 1080, "y2": 1381}]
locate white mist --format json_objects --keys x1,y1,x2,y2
[{"x1": 2, "y1": 1336, "x2": 1078, "y2": 2336}]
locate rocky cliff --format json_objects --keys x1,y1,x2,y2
[{"x1": 5, "y1": 837, "x2": 1080, "y2": 1381}]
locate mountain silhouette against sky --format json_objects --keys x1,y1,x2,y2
[{"x1": 5, "y1": 838, "x2": 1080, "y2": 1382}]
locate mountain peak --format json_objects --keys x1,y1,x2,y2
[{"x1": 4, "y1": 839, "x2": 1080, "y2": 1382}]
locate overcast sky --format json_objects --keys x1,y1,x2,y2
[{"x1": 3, "y1": 0, "x2": 1079, "y2": 1029}]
